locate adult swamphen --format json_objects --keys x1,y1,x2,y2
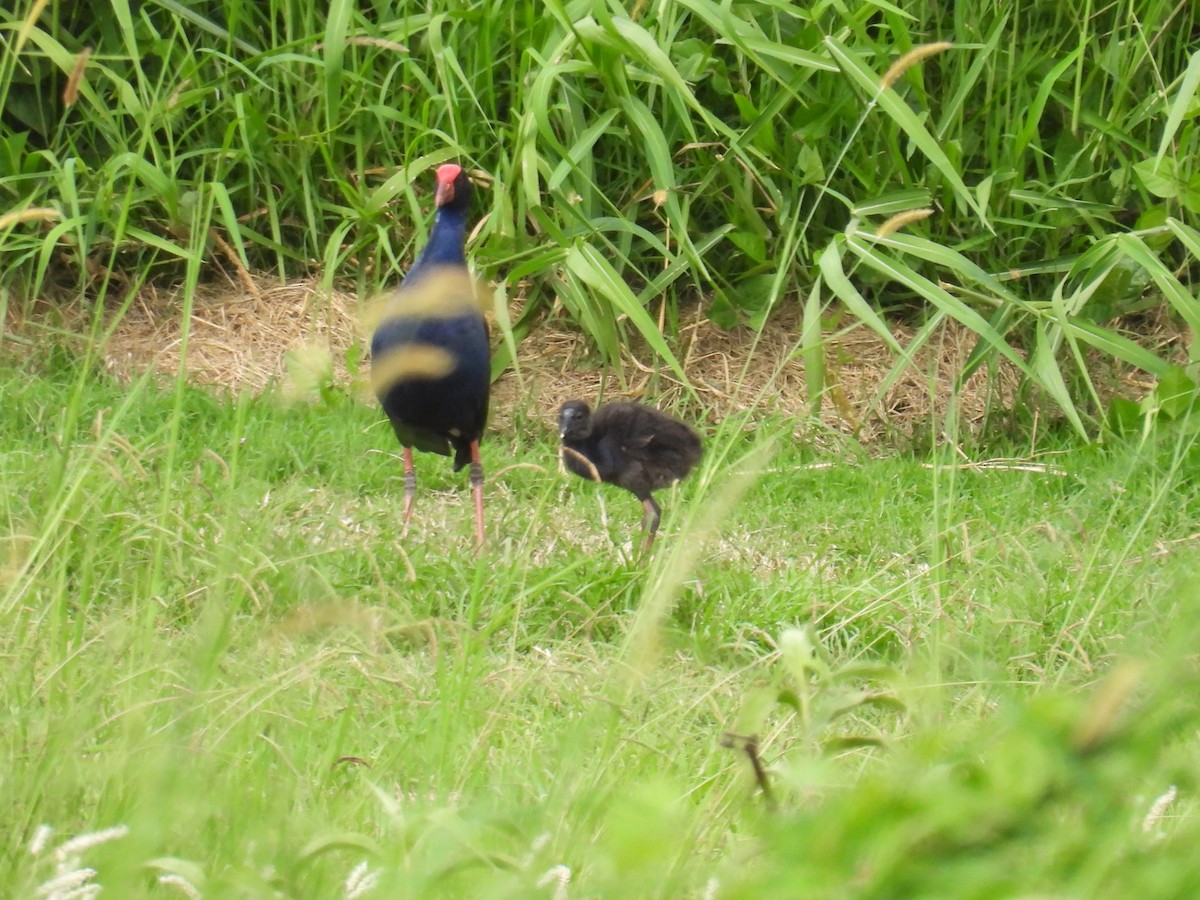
[
  {"x1": 558, "y1": 400, "x2": 703, "y2": 550},
  {"x1": 370, "y1": 163, "x2": 490, "y2": 545}
]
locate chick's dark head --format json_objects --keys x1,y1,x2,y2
[{"x1": 558, "y1": 400, "x2": 592, "y2": 440}]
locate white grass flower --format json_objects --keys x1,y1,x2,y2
[
  {"x1": 158, "y1": 873, "x2": 203, "y2": 898},
  {"x1": 701, "y1": 876, "x2": 720, "y2": 900},
  {"x1": 1142, "y1": 784, "x2": 1178, "y2": 835},
  {"x1": 53, "y1": 825, "x2": 129, "y2": 864},
  {"x1": 43, "y1": 886, "x2": 100, "y2": 900},
  {"x1": 536, "y1": 864, "x2": 571, "y2": 900},
  {"x1": 344, "y1": 860, "x2": 381, "y2": 899},
  {"x1": 521, "y1": 831, "x2": 552, "y2": 867},
  {"x1": 30, "y1": 824, "x2": 54, "y2": 856},
  {"x1": 35, "y1": 866, "x2": 97, "y2": 897}
]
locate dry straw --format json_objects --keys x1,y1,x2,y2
[
  {"x1": 87, "y1": 276, "x2": 1032, "y2": 445},
  {"x1": 207, "y1": 228, "x2": 259, "y2": 296}
]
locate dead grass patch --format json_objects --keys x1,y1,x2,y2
[
  {"x1": 99, "y1": 276, "x2": 358, "y2": 395},
  {"x1": 3, "y1": 274, "x2": 1177, "y2": 444}
]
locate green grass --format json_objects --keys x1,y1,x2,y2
[
  {"x1": 3, "y1": 360, "x2": 1200, "y2": 896},
  {"x1": 4, "y1": 0, "x2": 1200, "y2": 434},
  {"x1": 5, "y1": 1, "x2": 1200, "y2": 894}
]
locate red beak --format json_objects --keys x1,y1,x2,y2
[{"x1": 434, "y1": 163, "x2": 462, "y2": 206}]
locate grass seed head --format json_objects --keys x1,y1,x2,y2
[
  {"x1": 53, "y1": 825, "x2": 129, "y2": 864},
  {"x1": 35, "y1": 866, "x2": 98, "y2": 898},
  {"x1": 0, "y1": 207, "x2": 61, "y2": 230},
  {"x1": 63, "y1": 47, "x2": 91, "y2": 106},
  {"x1": 875, "y1": 208, "x2": 934, "y2": 238},
  {"x1": 1142, "y1": 785, "x2": 1178, "y2": 835},
  {"x1": 29, "y1": 825, "x2": 54, "y2": 856},
  {"x1": 1073, "y1": 660, "x2": 1143, "y2": 752},
  {"x1": 157, "y1": 874, "x2": 203, "y2": 899},
  {"x1": 344, "y1": 861, "x2": 381, "y2": 899},
  {"x1": 881, "y1": 41, "x2": 954, "y2": 89},
  {"x1": 536, "y1": 864, "x2": 572, "y2": 900}
]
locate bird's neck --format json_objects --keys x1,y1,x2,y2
[
  {"x1": 564, "y1": 423, "x2": 593, "y2": 442},
  {"x1": 415, "y1": 206, "x2": 468, "y2": 269}
]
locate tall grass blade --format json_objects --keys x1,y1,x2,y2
[
  {"x1": 817, "y1": 239, "x2": 903, "y2": 354},
  {"x1": 824, "y1": 37, "x2": 988, "y2": 224},
  {"x1": 1154, "y1": 49, "x2": 1200, "y2": 165}
]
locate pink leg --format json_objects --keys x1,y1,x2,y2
[
  {"x1": 469, "y1": 440, "x2": 485, "y2": 548},
  {"x1": 401, "y1": 447, "x2": 416, "y2": 537},
  {"x1": 640, "y1": 496, "x2": 661, "y2": 552}
]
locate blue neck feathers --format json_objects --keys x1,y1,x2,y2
[{"x1": 407, "y1": 205, "x2": 468, "y2": 282}]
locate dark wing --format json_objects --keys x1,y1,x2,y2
[{"x1": 370, "y1": 269, "x2": 490, "y2": 465}]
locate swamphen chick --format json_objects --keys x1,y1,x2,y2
[
  {"x1": 371, "y1": 163, "x2": 490, "y2": 545},
  {"x1": 558, "y1": 400, "x2": 703, "y2": 550}
]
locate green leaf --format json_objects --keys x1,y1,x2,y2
[
  {"x1": 209, "y1": 182, "x2": 252, "y2": 273},
  {"x1": 323, "y1": 0, "x2": 354, "y2": 127},
  {"x1": 824, "y1": 37, "x2": 988, "y2": 225},
  {"x1": 673, "y1": 0, "x2": 837, "y2": 76},
  {"x1": 1116, "y1": 233, "x2": 1200, "y2": 335},
  {"x1": 362, "y1": 153, "x2": 457, "y2": 218},
  {"x1": 1134, "y1": 156, "x2": 1186, "y2": 199},
  {"x1": 1105, "y1": 396, "x2": 1143, "y2": 436},
  {"x1": 563, "y1": 241, "x2": 694, "y2": 395},
  {"x1": 1012, "y1": 50, "x2": 1080, "y2": 160},
  {"x1": 801, "y1": 279, "x2": 826, "y2": 415},
  {"x1": 822, "y1": 735, "x2": 887, "y2": 753},
  {"x1": 488, "y1": 281, "x2": 520, "y2": 382},
  {"x1": 1031, "y1": 322, "x2": 1088, "y2": 437},
  {"x1": 727, "y1": 230, "x2": 767, "y2": 264},
  {"x1": 296, "y1": 833, "x2": 383, "y2": 866},
  {"x1": 827, "y1": 691, "x2": 906, "y2": 720},
  {"x1": 852, "y1": 190, "x2": 933, "y2": 217},
  {"x1": 844, "y1": 235, "x2": 1029, "y2": 376},
  {"x1": 1155, "y1": 366, "x2": 1198, "y2": 420},
  {"x1": 817, "y1": 239, "x2": 903, "y2": 354},
  {"x1": 1064, "y1": 318, "x2": 1174, "y2": 378},
  {"x1": 1130, "y1": 161, "x2": 1200, "y2": 212},
  {"x1": 148, "y1": 0, "x2": 261, "y2": 54},
  {"x1": 636, "y1": 226, "x2": 733, "y2": 305},
  {"x1": 1155, "y1": 49, "x2": 1200, "y2": 166},
  {"x1": 864, "y1": 231, "x2": 1026, "y2": 307},
  {"x1": 734, "y1": 685, "x2": 786, "y2": 734},
  {"x1": 124, "y1": 226, "x2": 193, "y2": 259},
  {"x1": 549, "y1": 109, "x2": 621, "y2": 191}
]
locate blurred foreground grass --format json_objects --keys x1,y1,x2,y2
[{"x1": 1, "y1": 361, "x2": 1198, "y2": 895}]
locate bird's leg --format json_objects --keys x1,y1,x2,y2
[
  {"x1": 469, "y1": 439, "x2": 485, "y2": 548},
  {"x1": 401, "y1": 447, "x2": 417, "y2": 537},
  {"x1": 640, "y1": 496, "x2": 661, "y2": 552}
]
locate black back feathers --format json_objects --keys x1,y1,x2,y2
[{"x1": 558, "y1": 399, "x2": 703, "y2": 548}]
